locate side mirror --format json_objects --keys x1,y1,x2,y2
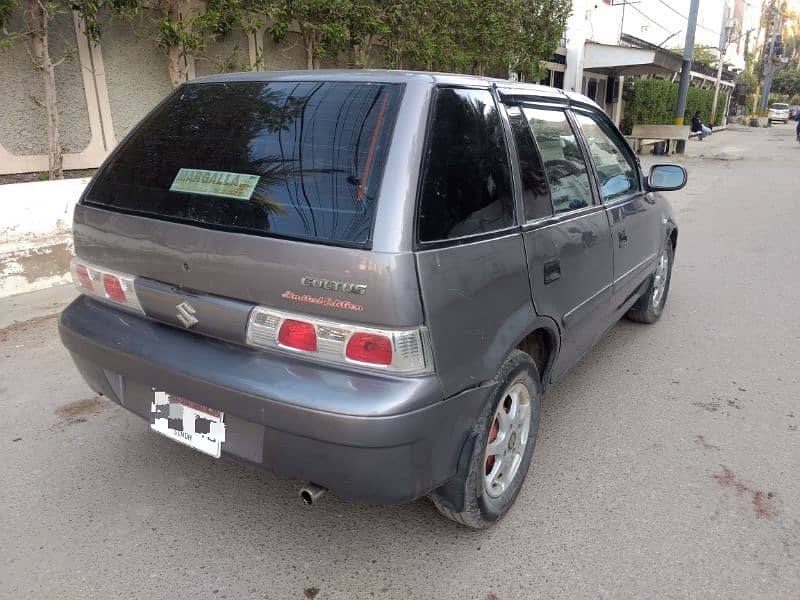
[
  {"x1": 645, "y1": 164, "x2": 687, "y2": 192},
  {"x1": 601, "y1": 173, "x2": 631, "y2": 198}
]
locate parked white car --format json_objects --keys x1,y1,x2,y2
[{"x1": 768, "y1": 103, "x2": 790, "y2": 124}]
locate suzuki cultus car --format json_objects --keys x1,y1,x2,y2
[{"x1": 60, "y1": 71, "x2": 686, "y2": 527}]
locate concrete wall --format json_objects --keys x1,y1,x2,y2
[
  {"x1": 102, "y1": 17, "x2": 173, "y2": 142},
  {"x1": 196, "y1": 31, "x2": 251, "y2": 77},
  {"x1": 0, "y1": 14, "x2": 49, "y2": 155},
  {"x1": 0, "y1": 12, "x2": 91, "y2": 156},
  {"x1": 0, "y1": 178, "x2": 88, "y2": 298},
  {"x1": 0, "y1": 12, "x2": 343, "y2": 176},
  {"x1": 260, "y1": 31, "x2": 309, "y2": 70},
  {"x1": 52, "y1": 11, "x2": 93, "y2": 154}
]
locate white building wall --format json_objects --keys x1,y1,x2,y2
[{"x1": 564, "y1": 0, "x2": 763, "y2": 94}]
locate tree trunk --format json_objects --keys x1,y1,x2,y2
[
  {"x1": 352, "y1": 36, "x2": 372, "y2": 69},
  {"x1": 304, "y1": 31, "x2": 315, "y2": 69},
  {"x1": 167, "y1": 45, "x2": 185, "y2": 87},
  {"x1": 27, "y1": 0, "x2": 63, "y2": 179},
  {"x1": 166, "y1": 0, "x2": 186, "y2": 87}
]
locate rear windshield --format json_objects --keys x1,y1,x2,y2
[
  {"x1": 84, "y1": 81, "x2": 403, "y2": 246},
  {"x1": 772, "y1": 103, "x2": 789, "y2": 110}
]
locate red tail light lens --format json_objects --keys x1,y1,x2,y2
[
  {"x1": 75, "y1": 264, "x2": 94, "y2": 291},
  {"x1": 71, "y1": 259, "x2": 143, "y2": 313},
  {"x1": 102, "y1": 274, "x2": 127, "y2": 304},
  {"x1": 278, "y1": 319, "x2": 318, "y2": 352},
  {"x1": 346, "y1": 332, "x2": 392, "y2": 366}
]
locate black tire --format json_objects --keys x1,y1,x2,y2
[
  {"x1": 626, "y1": 239, "x2": 674, "y2": 324},
  {"x1": 429, "y1": 350, "x2": 541, "y2": 528}
]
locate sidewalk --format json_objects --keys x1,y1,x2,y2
[
  {"x1": 639, "y1": 125, "x2": 750, "y2": 169},
  {"x1": 0, "y1": 284, "x2": 75, "y2": 330}
]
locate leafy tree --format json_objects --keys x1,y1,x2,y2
[
  {"x1": 381, "y1": 0, "x2": 449, "y2": 69},
  {"x1": 772, "y1": 69, "x2": 800, "y2": 98},
  {"x1": 512, "y1": 0, "x2": 571, "y2": 80},
  {"x1": 346, "y1": 0, "x2": 386, "y2": 67},
  {"x1": 380, "y1": 0, "x2": 570, "y2": 78},
  {"x1": 671, "y1": 44, "x2": 718, "y2": 70},
  {"x1": 270, "y1": 0, "x2": 350, "y2": 69}
]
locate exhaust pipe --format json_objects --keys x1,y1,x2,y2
[{"x1": 300, "y1": 482, "x2": 327, "y2": 506}]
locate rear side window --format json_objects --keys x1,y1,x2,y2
[
  {"x1": 417, "y1": 88, "x2": 514, "y2": 242},
  {"x1": 84, "y1": 81, "x2": 403, "y2": 246}
]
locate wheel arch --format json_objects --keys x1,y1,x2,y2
[
  {"x1": 669, "y1": 226, "x2": 678, "y2": 252},
  {"x1": 514, "y1": 319, "x2": 560, "y2": 390}
]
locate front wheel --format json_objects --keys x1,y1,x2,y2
[
  {"x1": 430, "y1": 351, "x2": 541, "y2": 528},
  {"x1": 626, "y1": 240, "x2": 674, "y2": 324}
]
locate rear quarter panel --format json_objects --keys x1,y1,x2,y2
[{"x1": 415, "y1": 233, "x2": 537, "y2": 397}]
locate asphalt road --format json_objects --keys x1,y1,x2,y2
[{"x1": 2, "y1": 124, "x2": 799, "y2": 599}]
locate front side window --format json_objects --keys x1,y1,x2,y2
[
  {"x1": 573, "y1": 111, "x2": 639, "y2": 201},
  {"x1": 84, "y1": 81, "x2": 403, "y2": 246},
  {"x1": 417, "y1": 88, "x2": 514, "y2": 242},
  {"x1": 522, "y1": 107, "x2": 593, "y2": 215}
]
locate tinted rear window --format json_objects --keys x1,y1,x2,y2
[{"x1": 84, "y1": 81, "x2": 403, "y2": 246}]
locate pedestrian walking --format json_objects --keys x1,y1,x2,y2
[{"x1": 796, "y1": 110, "x2": 800, "y2": 142}]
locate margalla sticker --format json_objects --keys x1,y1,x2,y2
[
  {"x1": 282, "y1": 290, "x2": 364, "y2": 312},
  {"x1": 170, "y1": 168, "x2": 259, "y2": 200}
]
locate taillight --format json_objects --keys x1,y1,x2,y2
[
  {"x1": 246, "y1": 307, "x2": 431, "y2": 375},
  {"x1": 102, "y1": 274, "x2": 127, "y2": 304},
  {"x1": 75, "y1": 264, "x2": 94, "y2": 291},
  {"x1": 70, "y1": 258, "x2": 143, "y2": 314},
  {"x1": 346, "y1": 332, "x2": 392, "y2": 366},
  {"x1": 278, "y1": 319, "x2": 318, "y2": 352}
]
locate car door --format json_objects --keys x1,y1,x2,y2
[
  {"x1": 571, "y1": 108, "x2": 661, "y2": 316},
  {"x1": 414, "y1": 87, "x2": 535, "y2": 397},
  {"x1": 506, "y1": 103, "x2": 614, "y2": 379}
]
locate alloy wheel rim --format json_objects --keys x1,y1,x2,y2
[
  {"x1": 651, "y1": 249, "x2": 669, "y2": 309},
  {"x1": 483, "y1": 381, "x2": 532, "y2": 498}
]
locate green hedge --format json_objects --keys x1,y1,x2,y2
[{"x1": 620, "y1": 78, "x2": 728, "y2": 134}]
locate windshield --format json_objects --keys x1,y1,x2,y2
[
  {"x1": 84, "y1": 81, "x2": 403, "y2": 247},
  {"x1": 771, "y1": 103, "x2": 789, "y2": 110}
]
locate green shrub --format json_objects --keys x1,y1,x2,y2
[{"x1": 621, "y1": 78, "x2": 728, "y2": 134}]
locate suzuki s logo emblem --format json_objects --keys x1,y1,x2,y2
[{"x1": 176, "y1": 301, "x2": 199, "y2": 328}]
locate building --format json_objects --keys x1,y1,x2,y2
[{"x1": 554, "y1": 0, "x2": 764, "y2": 124}]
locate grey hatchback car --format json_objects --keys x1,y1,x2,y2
[{"x1": 60, "y1": 70, "x2": 685, "y2": 528}]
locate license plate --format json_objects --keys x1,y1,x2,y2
[{"x1": 150, "y1": 392, "x2": 225, "y2": 458}]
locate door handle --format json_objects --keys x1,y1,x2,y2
[
  {"x1": 544, "y1": 259, "x2": 561, "y2": 285},
  {"x1": 618, "y1": 230, "x2": 628, "y2": 248}
]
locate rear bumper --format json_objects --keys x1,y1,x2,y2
[{"x1": 59, "y1": 297, "x2": 492, "y2": 504}]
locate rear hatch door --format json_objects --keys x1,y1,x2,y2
[{"x1": 74, "y1": 79, "x2": 422, "y2": 335}]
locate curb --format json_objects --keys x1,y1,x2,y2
[{"x1": 0, "y1": 178, "x2": 87, "y2": 299}]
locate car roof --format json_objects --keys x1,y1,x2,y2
[
  {"x1": 189, "y1": 69, "x2": 599, "y2": 107},
  {"x1": 192, "y1": 68, "x2": 523, "y2": 87}
]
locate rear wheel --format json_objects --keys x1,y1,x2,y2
[
  {"x1": 430, "y1": 350, "x2": 541, "y2": 528},
  {"x1": 626, "y1": 240, "x2": 673, "y2": 324}
]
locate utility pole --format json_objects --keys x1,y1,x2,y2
[
  {"x1": 674, "y1": 0, "x2": 701, "y2": 129},
  {"x1": 710, "y1": 3, "x2": 731, "y2": 125},
  {"x1": 760, "y1": 0, "x2": 782, "y2": 110}
]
